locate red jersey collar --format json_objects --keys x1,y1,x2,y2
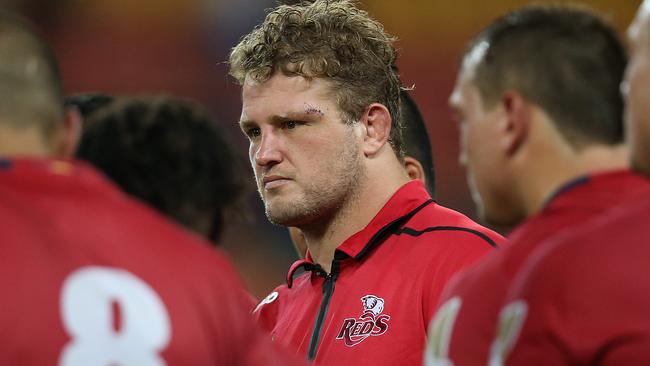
[
  {"x1": 544, "y1": 169, "x2": 649, "y2": 210},
  {"x1": 336, "y1": 180, "x2": 432, "y2": 258},
  {"x1": 1, "y1": 158, "x2": 100, "y2": 180},
  {"x1": 286, "y1": 180, "x2": 433, "y2": 287}
]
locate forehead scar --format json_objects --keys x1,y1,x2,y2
[{"x1": 304, "y1": 103, "x2": 325, "y2": 118}]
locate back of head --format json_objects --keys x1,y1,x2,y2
[
  {"x1": 229, "y1": 0, "x2": 405, "y2": 158},
  {"x1": 468, "y1": 4, "x2": 627, "y2": 148},
  {"x1": 0, "y1": 11, "x2": 63, "y2": 137},
  {"x1": 76, "y1": 96, "x2": 246, "y2": 243},
  {"x1": 64, "y1": 93, "x2": 114, "y2": 119},
  {"x1": 400, "y1": 90, "x2": 436, "y2": 197}
]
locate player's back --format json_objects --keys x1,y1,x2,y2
[
  {"x1": 0, "y1": 158, "x2": 293, "y2": 365},
  {"x1": 496, "y1": 193, "x2": 650, "y2": 365}
]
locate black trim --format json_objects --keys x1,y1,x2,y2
[
  {"x1": 354, "y1": 199, "x2": 435, "y2": 260},
  {"x1": 394, "y1": 226, "x2": 498, "y2": 248},
  {"x1": 303, "y1": 199, "x2": 435, "y2": 360},
  {"x1": 307, "y1": 260, "x2": 340, "y2": 360}
]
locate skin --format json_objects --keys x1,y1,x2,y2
[
  {"x1": 240, "y1": 73, "x2": 409, "y2": 272},
  {"x1": 450, "y1": 45, "x2": 629, "y2": 227},
  {"x1": 290, "y1": 156, "x2": 427, "y2": 259},
  {"x1": 625, "y1": 0, "x2": 650, "y2": 176},
  {"x1": 0, "y1": 108, "x2": 81, "y2": 158}
]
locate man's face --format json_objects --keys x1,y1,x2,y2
[
  {"x1": 450, "y1": 57, "x2": 514, "y2": 226},
  {"x1": 240, "y1": 73, "x2": 365, "y2": 228},
  {"x1": 626, "y1": 0, "x2": 650, "y2": 175}
]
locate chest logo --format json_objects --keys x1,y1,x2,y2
[{"x1": 335, "y1": 295, "x2": 391, "y2": 347}]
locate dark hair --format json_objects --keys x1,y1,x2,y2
[
  {"x1": 468, "y1": 4, "x2": 627, "y2": 147},
  {"x1": 0, "y1": 11, "x2": 64, "y2": 136},
  {"x1": 400, "y1": 90, "x2": 435, "y2": 197},
  {"x1": 76, "y1": 96, "x2": 246, "y2": 243},
  {"x1": 64, "y1": 93, "x2": 114, "y2": 118},
  {"x1": 229, "y1": 0, "x2": 404, "y2": 159}
]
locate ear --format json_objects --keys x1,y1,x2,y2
[
  {"x1": 404, "y1": 156, "x2": 426, "y2": 183},
  {"x1": 361, "y1": 103, "x2": 392, "y2": 157},
  {"x1": 55, "y1": 106, "x2": 83, "y2": 158},
  {"x1": 500, "y1": 91, "x2": 530, "y2": 156}
]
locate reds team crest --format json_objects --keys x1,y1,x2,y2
[{"x1": 336, "y1": 295, "x2": 391, "y2": 346}]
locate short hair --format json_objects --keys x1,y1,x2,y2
[
  {"x1": 0, "y1": 11, "x2": 64, "y2": 136},
  {"x1": 76, "y1": 96, "x2": 246, "y2": 243},
  {"x1": 400, "y1": 90, "x2": 435, "y2": 197},
  {"x1": 64, "y1": 93, "x2": 114, "y2": 119},
  {"x1": 467, "y1": 4, "x2": 627, "y2": 147},
  {"x1": 229, "y1": 0, "x2": 404, "y2": 159}
]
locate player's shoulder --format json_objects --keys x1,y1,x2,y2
[
  {"x1": 515, "y1": 199, "x2": 650, "y2": 298},
  {"x1": 405, "y1": 201, "x2": 503, "y2": 249},
  {"x1": 536, "y1": 197, "x2": 650, "y2": 267},
  {"x1": 445, "y1": 247, "x2": 505, "y2": 296}
]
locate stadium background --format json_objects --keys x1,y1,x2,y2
[{"x1": 9, "y1": 0, "x2": 640, "y2": 298}]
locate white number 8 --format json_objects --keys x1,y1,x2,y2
[{"x1": 59, "y1": 266, "x2": 171, "y2": 366}]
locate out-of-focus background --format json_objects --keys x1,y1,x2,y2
[{"x1": 8, "y1": 0, "x2": 640, "y2": 299}]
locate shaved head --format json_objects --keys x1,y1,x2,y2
[{"x1": 0, "y1": 11, "x2": 64, "y2": 137}]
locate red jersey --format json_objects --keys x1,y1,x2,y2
[
  {"x1": 425, "y1": 170, "x2": 650, "y2": 366},
  {"x1": 493, "y1": 192, "x2": 650, "y2": 365},
  {"x1": 0, "y1": 159, "x2": 302, "y2": 366},
  {"x1": 254, "y1": 180, "x2": 502, "y2": 365}
]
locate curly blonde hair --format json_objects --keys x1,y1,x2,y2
[{"x1": 229, "y1": 0, "x2": 403, "y2": 158}]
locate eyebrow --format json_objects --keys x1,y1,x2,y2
[
  {"x1": 239, "y1": 108, "x2": 326, "y2": 128},
  {"x1": 238, "y1": 119, "x2": 257, "y2": 131}
]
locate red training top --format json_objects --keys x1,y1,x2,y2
[
  {"x1": 425, "y1": 170, "x2": 650, "y2": 366},
  {"x1": 0, "y1": 158, "x2": 302, "y2": 366},
  {"x1": 254, "y1": 180, "x2": 502, "y2": 365},
  {"x1": 494, "y1": 186, "x2": 650, "y2": 365}
]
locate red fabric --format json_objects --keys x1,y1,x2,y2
[
  {"x1": 254, "y1": 180, "x2": 502, "y2": 365},
  {"x1": 0, "y1": 158, "x2": 302, "y2": 366},
  {"x1": 502, "y1": 188, "x2": 650, "y2": 365},
  {"x1": 428, "y1": 170, "x2": 650, "y2": 366}
]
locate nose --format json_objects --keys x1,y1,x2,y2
[{"x1": 254, "y1": 131, "x2": 283, "y2": 168}]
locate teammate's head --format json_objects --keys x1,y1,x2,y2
[
  {"x1": 64, "y1": 93, "x2": 114, "y2": 120},
  {"x1": 626, "y1": 0, "x2": 650, "y2": 176},
  {"x1": 450, "y1": 4, "x2": 627, "y2": 226},
  {"x1": 232, "y1": 0, "x2": 406, "y2": 229},
  {"x1": 0, "y1": 11, "x2": 80, "y2": 157},
  {"x1": 401, "y1": 90, "x2": 435, "y2": 198},
  {"x1": 76, "y1": 96, "x2": 246, "y2": 243}
]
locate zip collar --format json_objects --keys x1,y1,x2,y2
[{"x1": 286, "y1": 180, "x2": 434, "y2": 288}]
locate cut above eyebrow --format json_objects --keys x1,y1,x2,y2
[{"x1": 304, "y1": 103, "x2": 325, "y2": 118}]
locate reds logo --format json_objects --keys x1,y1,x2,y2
[{"x1": 335, "y1": 295, "x2": 391, "y2": 347}]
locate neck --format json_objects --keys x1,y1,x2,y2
[
  {"x1": 0, "y1": 125, "x2": 52, "y2": 157},
  {"x1": 302, "y1": 155, "x2": 409, "y2": 273},
  {"x1": 520, "y1": 143, "x2": 628, "y2": 217}
]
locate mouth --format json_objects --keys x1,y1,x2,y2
[{"x1": 262, "y1": 175, "x2": 292, "y2": 190}]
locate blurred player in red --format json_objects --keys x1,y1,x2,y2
[
  {"x1": 75, "y1": 95, "x2": 247, "y2": 244},
  {"x1": 425, "y1": 5, "x2": 650, "y2": 366},
  {"x1": 491, "y1": 1, "x2": 650, "y2": 364},
  {"x1": 0, "y1": 11, "x2": 301, "y2": 366},
  {"x1": 229, "y1": 1, "x2": 502, "y2": 364}
]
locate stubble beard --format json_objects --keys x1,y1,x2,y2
[{"x1": 260, "y1": 142, "x2": 365, "y2": 228}]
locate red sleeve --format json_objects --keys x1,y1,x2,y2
[
  {"x1": 252, "y1": 286, "x2": 284, "y2": 333},
  {"x1": 493, "y1": 227, "x2": 650, "y2": 366},
  {"x1": 203, "y1": 254, "x2": 305, "y2": 366},
  {"x1": 421, "y1": 230, "x2": 498, "y2": 326}
]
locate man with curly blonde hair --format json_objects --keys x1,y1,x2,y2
[{"x1": 230, "y1": 1, "x2": 502, "y2": 364}]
